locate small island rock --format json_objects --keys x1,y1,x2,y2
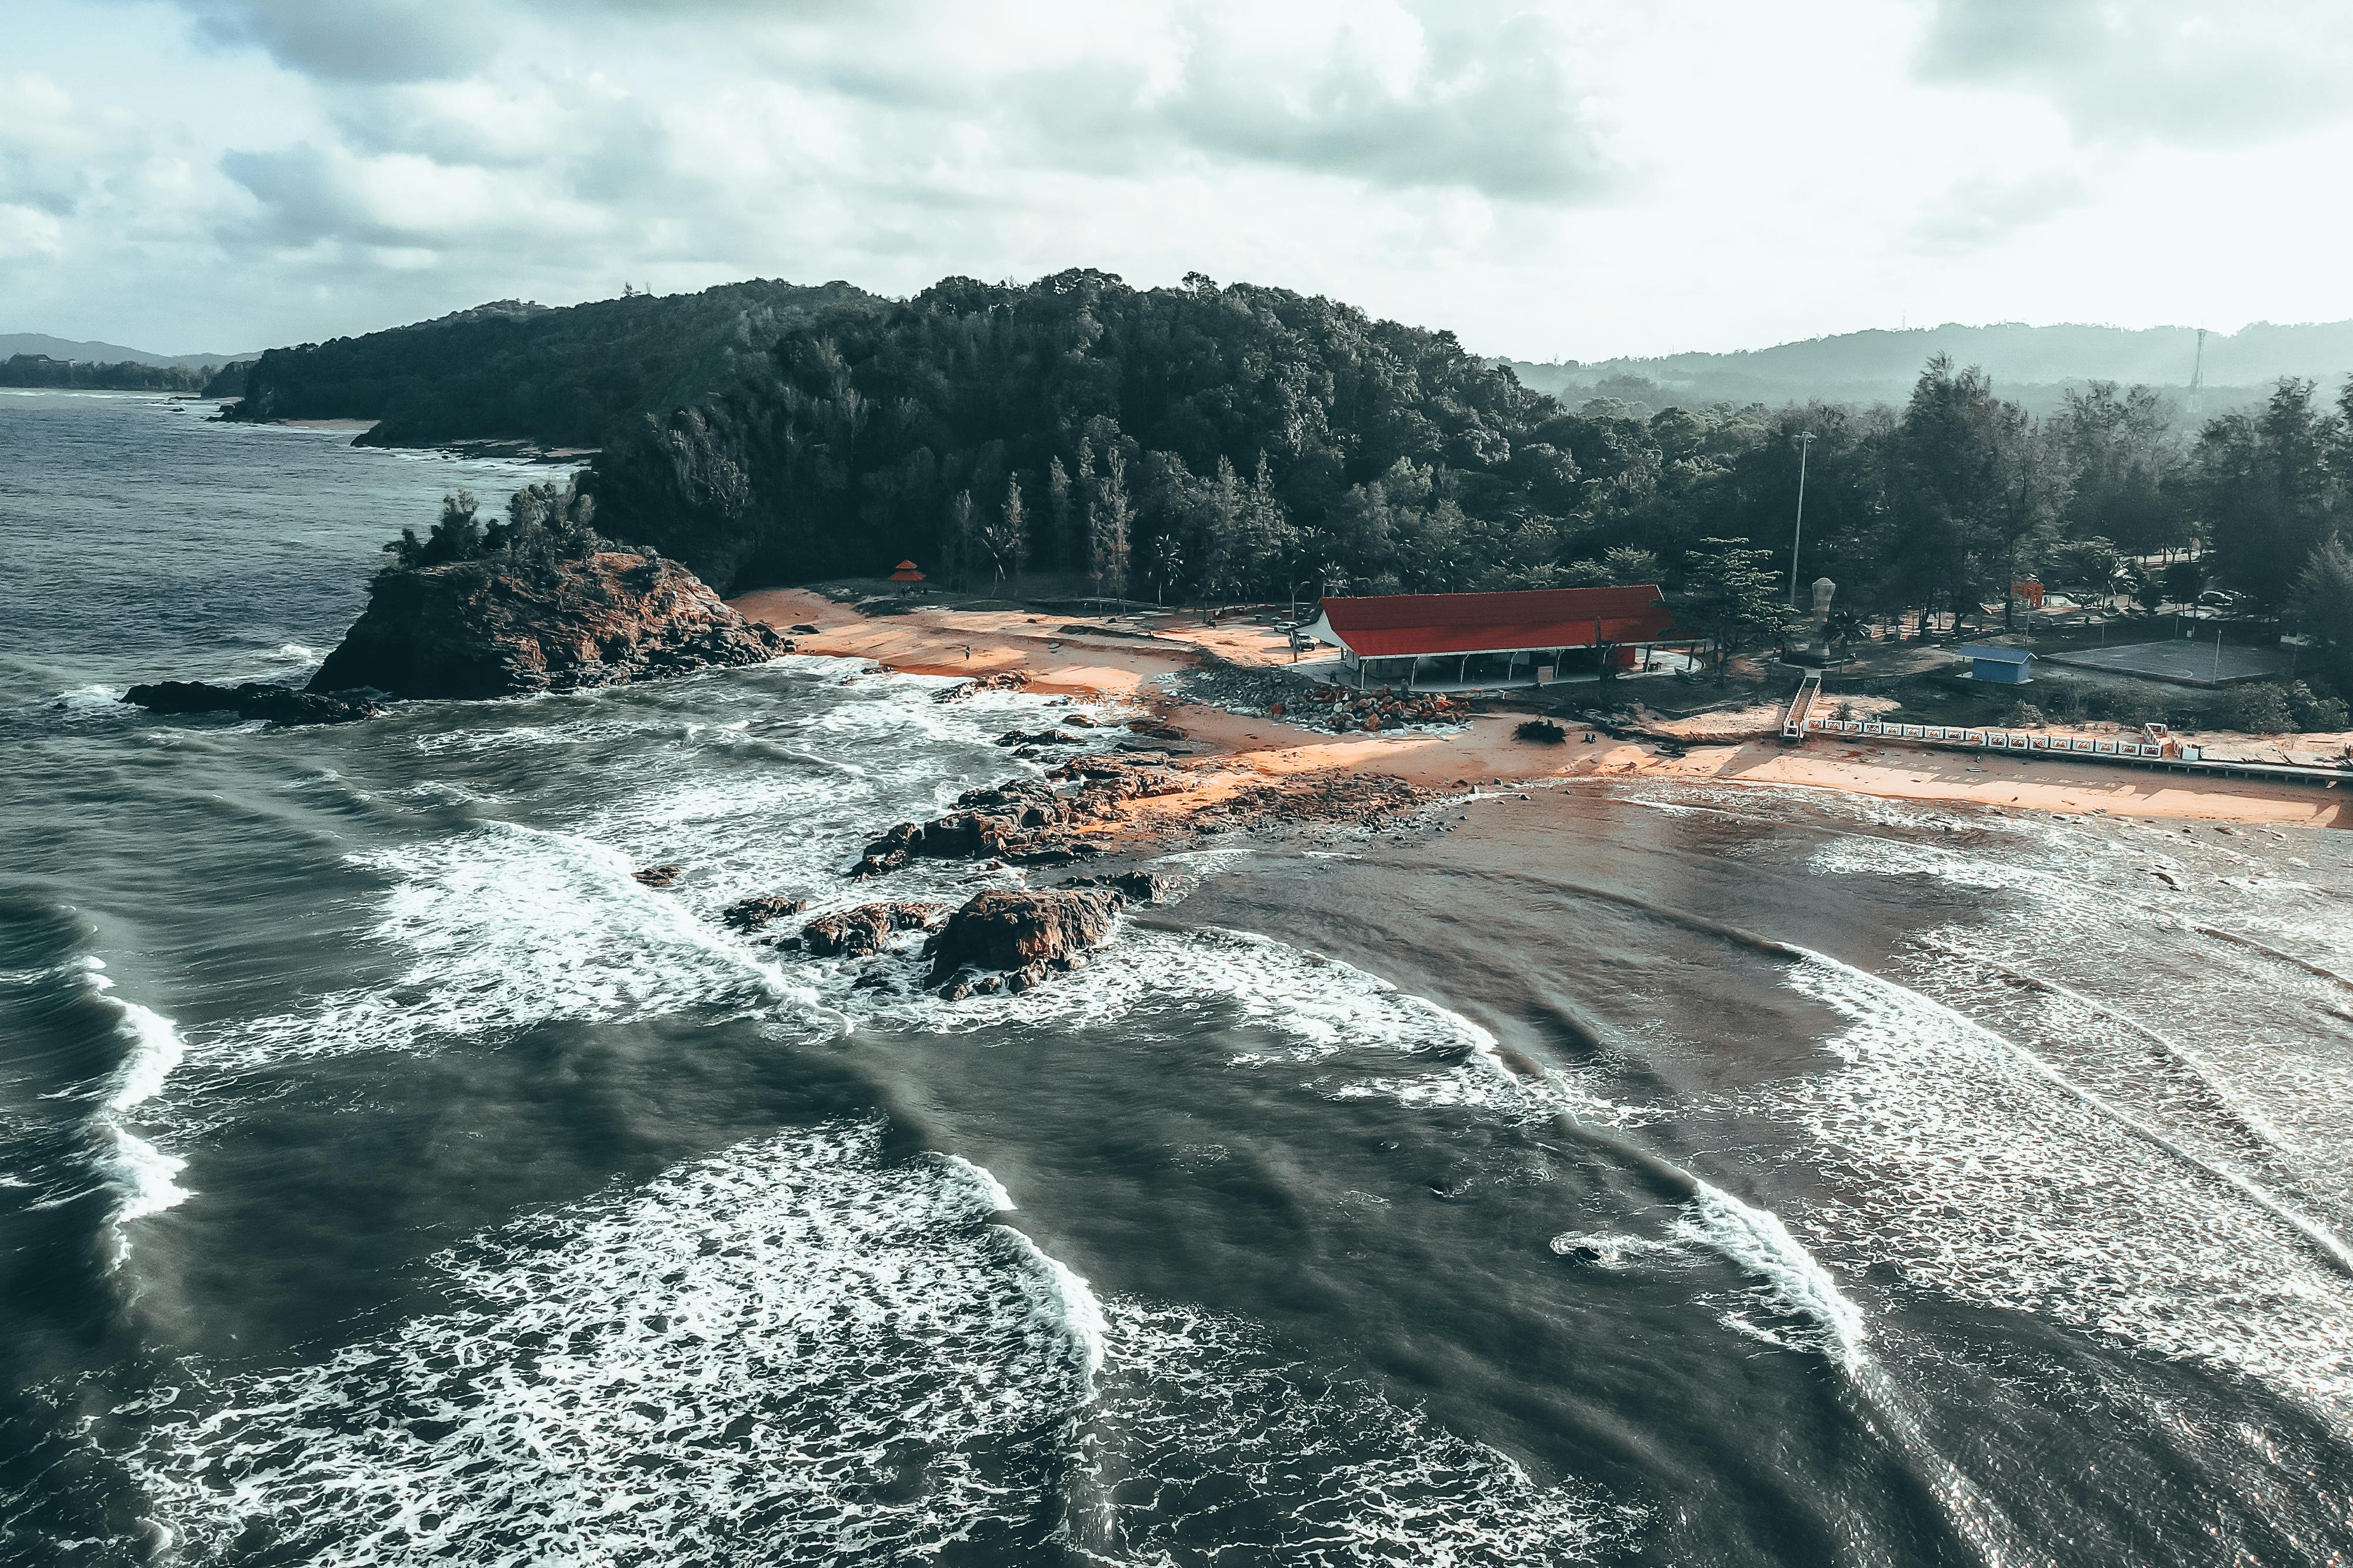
[{"x1": 309, "y1": 551, "x2": 785, "y2": 700}]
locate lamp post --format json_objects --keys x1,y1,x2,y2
[{"x1": 1788, "y1": 431, "x2": 1815, "y2": 608}]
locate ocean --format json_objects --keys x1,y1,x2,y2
[{"x1": 4, "y1": 388, "x2": 2352, "y2": 1566}]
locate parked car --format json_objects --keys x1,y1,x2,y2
[{"x1": 2196, "y1": 590, "x2": 2242, "y2": 609}]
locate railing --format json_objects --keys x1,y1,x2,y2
[
  {"x1": 1780, "y1": 670, "x2": 1822, "y2": 739},
  {"x1": 1798, "y1": 714, "x2": 2174, "y2": 758}
]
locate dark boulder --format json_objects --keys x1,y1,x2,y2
[
  {"x1": 801, "y1": 902, "x2": 952, "y2": 958},
  {"x1": 721, "y1": 893, "x2": 808, "y2": 932},
  {"x1": 925, "y1": 888, "x2": 1124, "y2": 995},
  {"x1": 125, "y1": 679, "x2": 380, "y2": 726},
  {"x1": 632, "y1": 865, "x2": 683, "y2": 888},
  {"x1": 1058, "y1": 869, "x2": 1176, "y2": 905}
]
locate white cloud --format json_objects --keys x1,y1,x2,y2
[
  {"x1": 3, "y1": 0, "x2": 2350, "y2": 359},
  {"x1": 1917, "y1": 0, "x2": 2353, "y2": 146}
]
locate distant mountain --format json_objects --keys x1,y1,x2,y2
[
  {"x1": 0, "y1": 333, "x2": 258, "y2": 370},
  {"x1": 1502, "y1": 319, "x2": 2353, "y2": 416}
]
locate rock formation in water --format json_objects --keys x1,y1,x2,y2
[
  {"x1": 925, "y1": 888, "x2": 1125, "y2": 997},
  {"x1": 308, "y1": 551, "x2": 788, "y2": 700},
  {"x1": 124, "y1": 679, "x2": 381, "y2": 726},
  {"x1": 800, "y1": 902, "x2": 953, "y2": 958}
]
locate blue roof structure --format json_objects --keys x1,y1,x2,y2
[{"x1": 1957, "y1": 643, "x2": 2034, "y2": 684}]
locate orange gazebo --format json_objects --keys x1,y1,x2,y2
[{"x1": 888, "y1": 559, "x2": 925, "y2": 583}]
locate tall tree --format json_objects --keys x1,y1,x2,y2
[
  {"x1": 1091, "y1": 446, "x2": 1132, "y2": 608},
  {"x1": 1681, "y1": 537, "x2": 1793, "y2": 680},
  {"x1": 945, "y1": 489, "x2": 976, "y2": 589},
  {"x1": 1045, "y1": 457, "x2": 1072, "y2": 576},
  {"x1": 2048, "y1": 381, "x2": 2182, "y2": 555},
  {"x1": 2192, "y1": 378, "x2": 2347, "y2": 611},
  {"x1": 2290, "y1": 535, "x2": 2353, "y2": 680}
]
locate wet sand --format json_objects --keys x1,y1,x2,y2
[{"x1": 734, "y1": 588, "x2": 2352, "y2": 832}]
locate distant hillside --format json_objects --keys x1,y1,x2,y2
[
  {"x1": 0, "y1": 333, "x2": 257, "y2": 371},
  {"x1": 589, "y1": 269, "x2": 1564, "y2": 594},
  {"x1": 1, "y1": 355, "x2": 216, "y2": 392},
  {"x1": 226, "y1": 281, "x2": 874, "y2": 450},
  {"x1": 1504, "y1": 319, "x2": 2353, "y2": 415}
]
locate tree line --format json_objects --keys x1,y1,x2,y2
[
  {"x1": 578, "y1": 272, "x2": 2348, "y2": 681},
  {"x1": 226, "y1": 281, "x2": 869, "y2": 448},
  {"x1": 1, "y1": 355, "x2": 221, "y2": 391}
]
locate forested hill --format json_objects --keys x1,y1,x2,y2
[
  {"x1": 1508, "y1": 319, "x2": 2353, "y2": 415},
  {"x1": 588, "y1": 269, "x2": 1581, "y2": 596},
  {"x1": 225, "y1": 280, "x2": 874, "y2": 449}
]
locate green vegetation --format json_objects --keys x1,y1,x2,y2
[
  {"x1": 228, "y1": 281, "x2": 871, "y2": 449},
  {"x1": 1, "y1": 355, "x2": 219, "y2": 391},
  {"x1": 381, "y1": 478, "x2": 611, "y2": 577},
  {"x1": 289, "y1": 270, "x2": 2352, "y2": 716}
]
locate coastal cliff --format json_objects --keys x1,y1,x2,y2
[{"x1": 308, "y1": 550, "x2": 786, "y2": 700}]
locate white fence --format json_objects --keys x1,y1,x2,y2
[{"x1": 1803, "y1": 716, "x2": 2178, "y2": 759}]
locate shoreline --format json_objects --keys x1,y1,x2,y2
[{"x1": 732, "y1": 586, "x2": 2351, "y2": 832}]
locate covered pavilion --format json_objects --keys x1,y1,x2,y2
[{"x1": 1297, "y1": 586, "x2": 1692, "y2": 692}]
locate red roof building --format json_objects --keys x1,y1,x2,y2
[
  {"x1": 1299, "y1": 585, "x2": 1682, "y2": 690},
  {"x1": 888, "y1": 560, "x2": 925, "y2": 583}
]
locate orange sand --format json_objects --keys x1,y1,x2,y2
[{"x1": 733, "y1": 588, "x2": 2351, "y2": 831}]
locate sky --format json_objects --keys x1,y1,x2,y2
[{"x1": 5, "y1": 0, "x2": 2352, "y2": 362}]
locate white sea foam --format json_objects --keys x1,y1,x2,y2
[
  {"x1": 1674, "y1": 1182, "x2": 1867, "y2": 1371},
  {"x1": 1065, "y1": 1299, "x2": 1639, "y2": 1564},
  {"x1": 104, "y1": 1122, "x2": 1622, "y2": 1566},
  {"x1": 1548, "y1": 1229, "x2": 1687, "y2": 1269},
  {"x1": 820, "y1": 923, "x2": 1625, "y2": 1129},
  {"x1": 200, "y1": 820, "x2": 821, "y2": 1067},
  {"x1": 114, "y1": 1122, "x2": 1096, "y2": 1564},
  {"x1": 1768, "y1": 948, "x2": 2353, "y2": 1414},
  {"x1": 71, "y1": 959, "x2": 194, "y2": 1253}
]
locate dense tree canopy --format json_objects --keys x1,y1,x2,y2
[
  {"x1": 292, "y1": 269, "x2": 2349, "y2": 684},
  {"x1": 1, "y1": 355, "x2": 218, "y2": 391},
  {"x1": 228, "y1": 281, "x2": 870, "y2": 448}
]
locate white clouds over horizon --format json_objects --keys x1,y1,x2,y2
[{"x1": 5, "y1": 0, "x2": 2352, "y2": 361}]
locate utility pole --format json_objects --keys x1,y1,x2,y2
[{"x1": 1788, "y1": 431, "x2": 1816, "y2": 607}]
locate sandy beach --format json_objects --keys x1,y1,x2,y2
[{"x1": 734, "y1": 587, "x2": 2353, "y2": 832}]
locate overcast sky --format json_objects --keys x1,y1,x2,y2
[{"x1": 6, "y1": 0, "x2": 2352, "y2": 361}]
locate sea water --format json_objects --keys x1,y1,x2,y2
[{"x1": 4, "y1": 389, "x2": 2352, "y2": 1566}]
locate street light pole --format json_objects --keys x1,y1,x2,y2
[{"x1": 1788, "y1": 431, "x2": 1815, "y2": 608}]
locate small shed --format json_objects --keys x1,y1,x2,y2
[
  {"x1": 1958, "y1": 643, "x2": 2033, "y2": 684},
  {"x1": 888, "y1": 559, "x2": 925, "y2": 583}
]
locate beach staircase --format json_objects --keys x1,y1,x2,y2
[{"x1": 1781, "y1": 669, "x2": 1823, "y2": 740}]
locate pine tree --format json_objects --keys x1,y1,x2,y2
[{"x1": 1682, "y1": 537, "x2": 1793, "y2": 680}]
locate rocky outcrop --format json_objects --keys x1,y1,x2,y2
[
  {"x1": 800, "y1": 902, "x2": 952, "y2": 957},
  {"x1": 934, "y1": 672, "x2": 1029, "y2": 703},
  {"x1": 1056, "y1": 869, "x2": 1176, "y2": 905},
  {"x1": 721, "y1": 893, "x2": 807, "y2": 932},
  {"x1": 847, "y1": 763, "x2": 1192, "y2": 879},
  {"x1": 124, "y1": 679, "x2": 381, "y2": 726},
  {"x1": 308, "y1": 551, "x2": 788, "y2": 700},
  {"x1": 925, "y1": 888, "x2": 1125, "y2": 997}
]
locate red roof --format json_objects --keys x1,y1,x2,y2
[{"x1": 1317, "y1": 586, "x2": 1672, "y2": 658}]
